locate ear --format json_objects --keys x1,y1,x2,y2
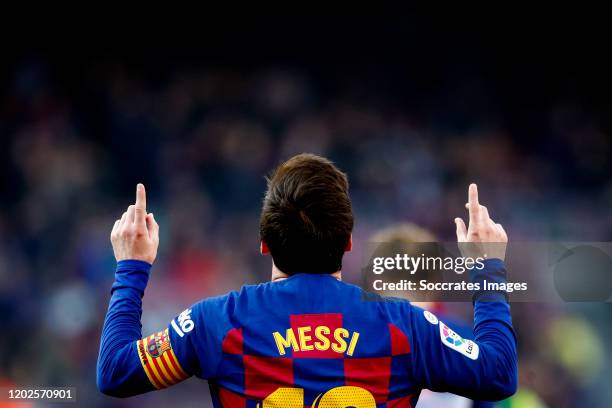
[
  {"x1": 260, "y1": 240, "x2": 270, "y2": 255},
  {"x1": 345, "y1": 235, "x2": 353, "y2": 252}
]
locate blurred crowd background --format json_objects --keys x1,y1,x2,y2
[{"x1": 0, "y1": 17, "x2": 611, "y2": 407}]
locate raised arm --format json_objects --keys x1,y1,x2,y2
[
  {"x1": 410, "y1": 184, "x2": 518, "y2": 401},
  {"x1": 96, "y1": 184, "x2": 191, "y2": 397}
]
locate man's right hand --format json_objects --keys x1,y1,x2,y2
[
  {"x1": 110, "y1": 183, "x2": 160, "y2": 264},
  {"x1": 455, "y1": 183, "x2": 507, "y2": 261}
]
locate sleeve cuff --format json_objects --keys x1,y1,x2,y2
[
  {"x1": 470, "y1": 258, "x2": 508, "y2": 303},
  {"x1": 111, "y1": 260, "x2": 152, "y2": 295}
]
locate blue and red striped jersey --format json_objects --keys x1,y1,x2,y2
[{"x1": 97, "y1": 259, "x2": 517, "y2": 407}]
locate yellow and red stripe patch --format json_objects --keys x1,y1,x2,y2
[{"x1": 136, "y1": 328, "x2": 189, "y2": 389}]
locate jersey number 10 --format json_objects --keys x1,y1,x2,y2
[{"x1": 260, "y1": 386, "x2": 376, "y2": 407}]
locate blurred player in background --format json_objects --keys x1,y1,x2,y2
[{"x1": 97, "y1": 153, "x2": 517, "y2": 407}]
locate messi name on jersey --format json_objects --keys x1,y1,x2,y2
[{"x1": 273, "y1": 325, "x2": 360, "y2": 356}]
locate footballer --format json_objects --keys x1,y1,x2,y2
[{"x1": 97, "y1": 153, "x2": 517, "y2": 407}]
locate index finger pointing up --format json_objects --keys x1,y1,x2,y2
[
  {"x1": 468, "y1": 183, "x2": 479, "y2": 206},
  {"x1": 468, "y1": 183, "x2": 480, "y2": 224},
  {"x1": 135, "y1": 183, "x2": 147, "y2": 225}
]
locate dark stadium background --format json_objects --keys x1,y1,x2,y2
[{"x1": 1, "y1": 17, "x2": 611, "y2": 407}]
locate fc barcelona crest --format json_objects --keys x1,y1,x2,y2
[{"x1": 147, "y1": 329, "x2": 172, "y2": 358}]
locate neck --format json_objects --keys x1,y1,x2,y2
[{"x1": 271, "y1": 263, "x2": 342, "y2": 282}]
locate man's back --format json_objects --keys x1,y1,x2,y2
[
  {"x1": 149, "y1": 260, "x2": 514, "y2": 408},
  {"x1": 186, "y1": 273, "x2": 418, "y2": 406}
]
